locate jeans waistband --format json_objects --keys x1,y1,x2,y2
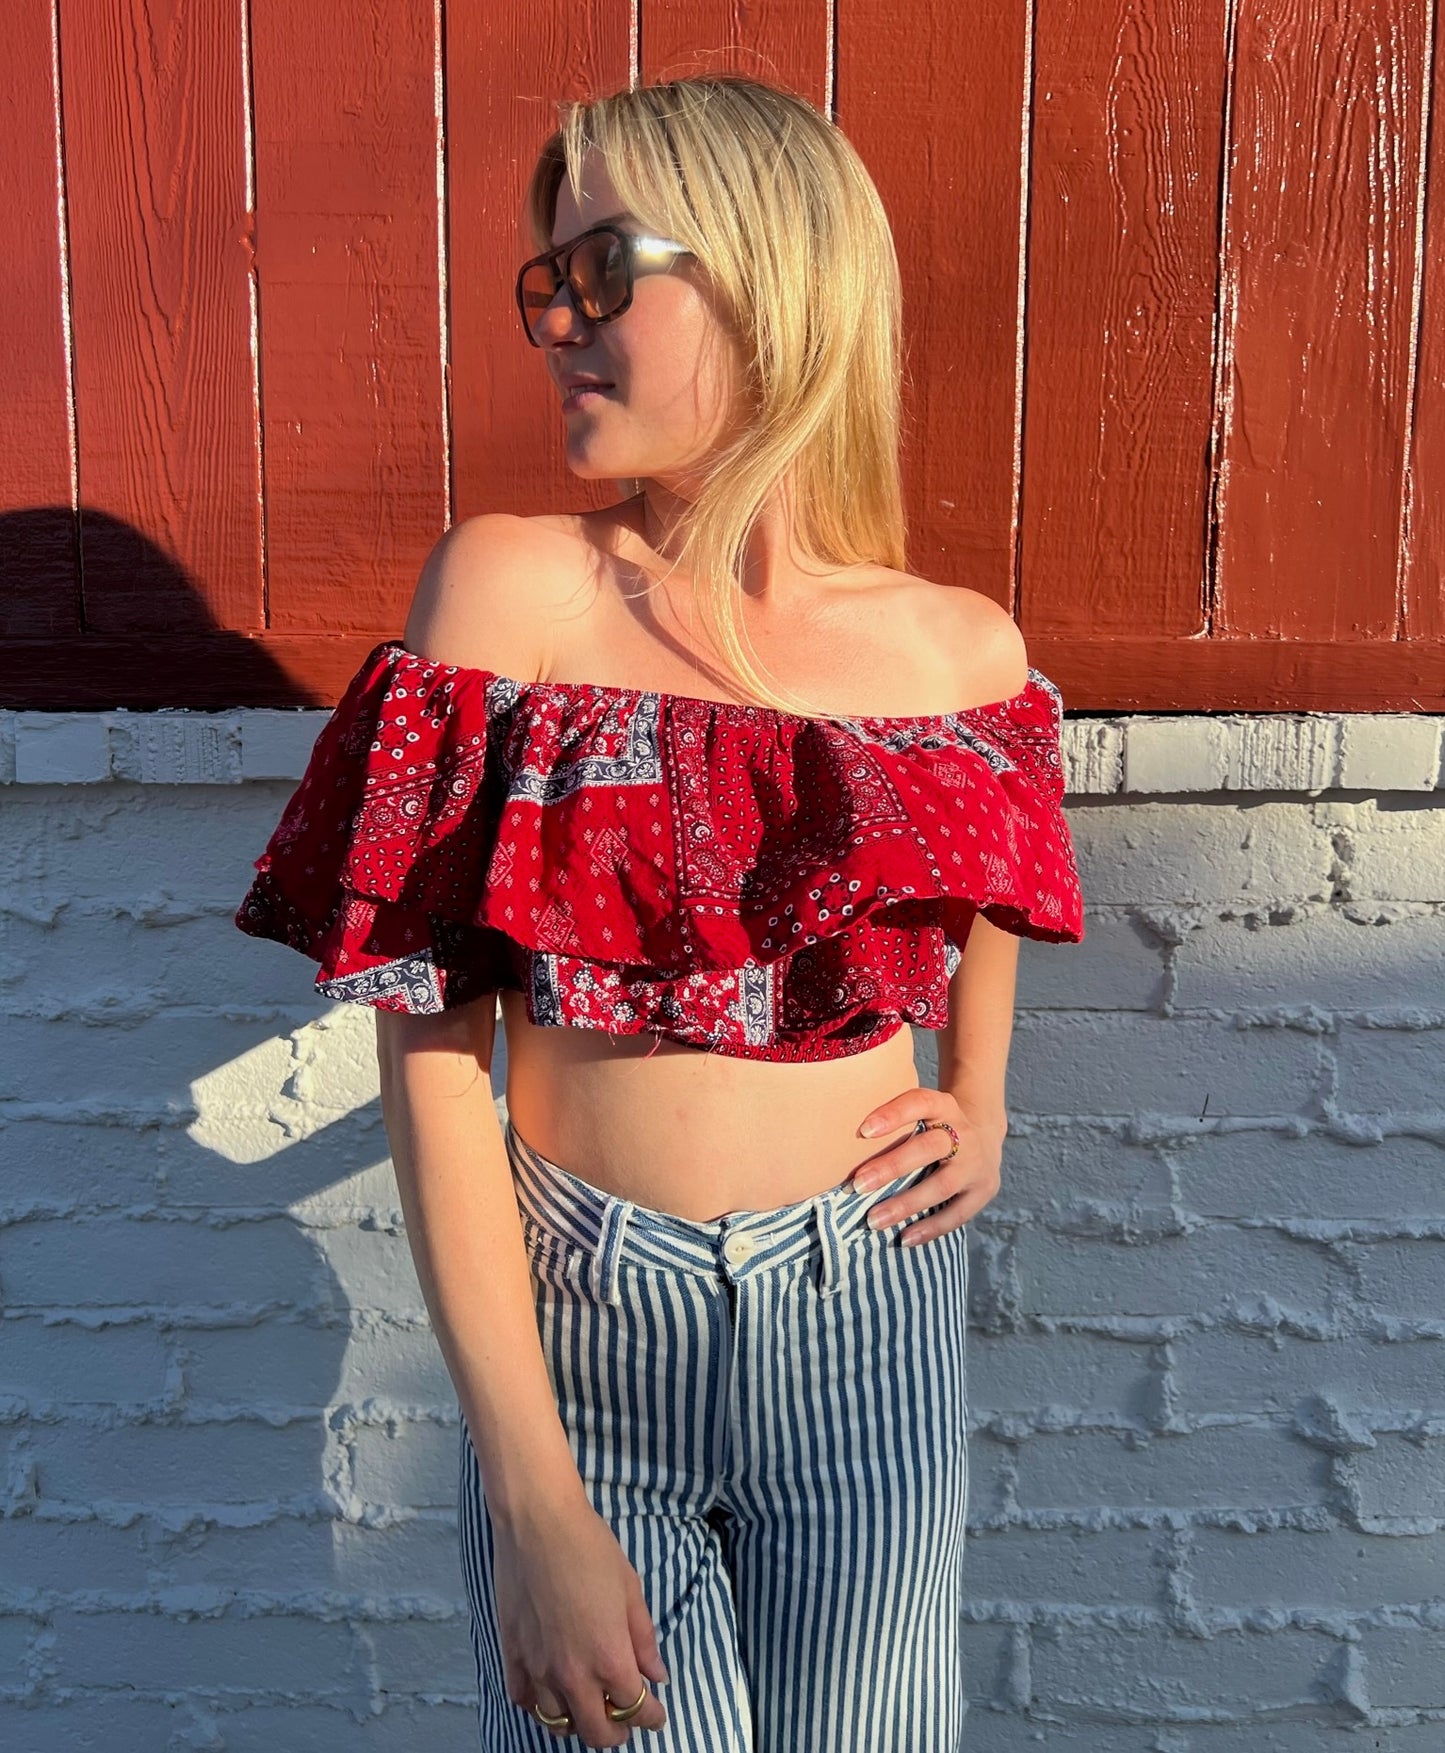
[{"x1": 505, "y1": 1115, "x2": 935, "y2": 1304}]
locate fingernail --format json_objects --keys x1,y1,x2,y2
[{"x1": 859, "y1": 1119, "x2": 880, "y2": 1136}]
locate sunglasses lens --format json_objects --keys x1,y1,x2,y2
[
  {"x1": 568, "y1": 232, "x2": 628, "y2": 320},
  {"x1": 519, "y1": 262, "x2": 562, "y2": 340}
]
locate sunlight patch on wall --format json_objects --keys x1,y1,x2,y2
[{"x1": 188, "y1": 1006, "x2": 381, "y2": 1166}]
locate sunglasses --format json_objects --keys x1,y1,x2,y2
[{"x1": 515, "y1": 222, "x2": 694, "y2": 347}]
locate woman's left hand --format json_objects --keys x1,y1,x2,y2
[{"x1": 850, "y1": 1092, "x2": 1005, "y2": 1247}]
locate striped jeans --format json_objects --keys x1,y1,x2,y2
[{"x1": 459, "y1": 1114, "x2": 971, "y2": 1751}]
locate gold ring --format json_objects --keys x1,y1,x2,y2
[
  {"x1": 531, "y1": 1701, "x2": 573, "y2": 1728},
  {"x1": 607, "y1": 1679, "x2": 651, "y2": 1721}
]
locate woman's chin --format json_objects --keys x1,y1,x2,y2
[
  {"x1": 563, "y1": 439, "x2": 654, "y2": 479},
  {"x1": 564, "y1": 456, "x2": 631, "y2": 482}
]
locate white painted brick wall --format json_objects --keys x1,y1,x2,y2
[{"x1": 0, "y1": 707, "x2": 1442, "y2": 1749}]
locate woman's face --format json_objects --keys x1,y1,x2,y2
[{"x1": 532, "y1": 152, "x2": 747, "y2": 496}]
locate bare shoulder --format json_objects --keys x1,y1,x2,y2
[
  {"x1": 402, "y1": 512, "x2": 590, "y2": 681},
  {"x1": 879, "y1": 569, "x2": 1030, "y2": 707},
  {"x1": 949, "y1": 584, "x2": 1031, "y2": 702}
]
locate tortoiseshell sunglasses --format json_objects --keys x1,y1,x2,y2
[{"x1": 515, "y1": 223, "x2": 694, "y2": 346}]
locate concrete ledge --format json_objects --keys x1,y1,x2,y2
[
  {"x1": 0, "y1": 708, "x2": 1442, "y2": 794},
  {"x1": 1084, "y1": 714, "x2": 1444, "y2": 794}
]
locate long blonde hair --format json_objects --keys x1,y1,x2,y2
[{"x1": 522, "y1": 74, "x2": 908, "y2": 718}]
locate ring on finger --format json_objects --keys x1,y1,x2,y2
[
  {"x1": 607, "y1": 1680, "x2": 651, "y2": 1721},
  {"x1": 532, "y1": 1676, "x2": 649, "y2": 1732},
  {"x1": 919, "y1": 1119, "x2": 960, "y2": 1162},
  {"x1": 871, "y1": 1121, "x2": 961, "y2": 1227}
]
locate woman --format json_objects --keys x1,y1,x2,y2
[{"x1": 236, "y1": 75, "x2": 1084, "y2": 1751}]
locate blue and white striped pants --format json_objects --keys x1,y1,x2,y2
[{"x1": 459, "y1": 1115, "x2": 971, "y2": 1751}]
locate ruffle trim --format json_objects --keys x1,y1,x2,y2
[{"x1": 235, "y1": 639, "x2": 1085, "y2": 1011}]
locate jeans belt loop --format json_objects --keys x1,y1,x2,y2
[
  {"x1": 591, "y1": 1199, "x2": 632, "y2": 1307},
  {"x1": 814, "y1": 1194, "x2": 846, "y2": 1297}
]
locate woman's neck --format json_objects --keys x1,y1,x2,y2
[{"x1": 632, "y1": 477, "x2": 839, "y2": 611}]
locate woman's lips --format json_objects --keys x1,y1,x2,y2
[{"x1": 562, "y1": 384, "x2": 614, "y2": 411}]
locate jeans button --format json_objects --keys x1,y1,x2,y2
[{"x1": 722, "y1": 1234, "x2": 755, "y2": 1266}]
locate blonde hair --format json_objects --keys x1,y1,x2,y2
[{"x1": 522, "y1": 74, "x2": 908, "y2": 718}]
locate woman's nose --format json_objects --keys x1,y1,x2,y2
[{"x1": 535, "y1": 286, "x2": 592, "y2": 347}]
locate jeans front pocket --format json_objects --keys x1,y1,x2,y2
[{"x1": 519, "y1": 1212, "x2": 591, "y2": 1290}]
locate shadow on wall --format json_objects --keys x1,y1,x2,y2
[
  {"x1": 1, "y1": 905, "x2": 502, "y2": 1724},
  {"x1": 1, "y1": 504, "x2": 387, "y2": 708},
  {"x1": 2, "y1": 505, "x2": 493, "y2": 1732}
]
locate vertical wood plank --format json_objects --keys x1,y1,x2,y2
[
  {"x1": 639, "y1": 0, "x2": 827, "y2": 106},
  {"x1": 1022, "y1": 0, "x2": 1226, "y2": 638},
  {"x1": 250, "y1": 0, "x2": 447, "y2": 632},
  {"x1": 1402, "y1": 6, "x2": 1442, "y2": 639},
  {"x1": 837, "y1": 0, "x2": 1030, "y2": 603},
  {"x1": 57, "y1": 0, "x2": 260, "y2": 632},
  {"x1": 445, "y1": 3, "x2": 632, "y2": 520},
  {"x1": 1214, "y1": 0, "x2": 1429, "y2": 640},
  {"x1": 0, "y1": 0, "x2": 77, "y2": 635}
]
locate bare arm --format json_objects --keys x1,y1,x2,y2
[
  {"x1": 374, "y1": 513, "x2": 584, "y2": 1528},
  {"x1": 936, "y1": 913, "x2": 1019, "y2": 1143},
  {"x1": 375, "y1": 999, "x2": 587, "y2": 1529},
  {"x1": 935, "y1": 591, "x2": 1030, "y2": 1142},
  {"x1": 852, "y1": 596, "x2": 1028, "y2": 1239},
  {"x1": 361, "y1": 518, "x2": 672, "y2": 1742}
]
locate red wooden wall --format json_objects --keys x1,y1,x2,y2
[{"x1": 3, "y1": 0, "x2": 1441, "y2": 711}]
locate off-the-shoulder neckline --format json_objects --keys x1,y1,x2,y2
[{"x1": 375, "y1": 639, "x2": 1057, "y2": 729}]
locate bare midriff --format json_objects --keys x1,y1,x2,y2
[{"x1": 497, "y1": 990, "x2": 922, "y2": 1221}]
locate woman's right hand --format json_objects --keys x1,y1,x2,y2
[{"x1": 491, "y1": 1492, "x2": 672, "y2": 1746}]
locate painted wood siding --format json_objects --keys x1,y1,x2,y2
[{"x1": 3, "y1": 0, "x2": 1440, "y2": 710}]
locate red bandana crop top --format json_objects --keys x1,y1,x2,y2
[{"x1": 235, "y1": 638, "x2": 1085, "y2": 1062}]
